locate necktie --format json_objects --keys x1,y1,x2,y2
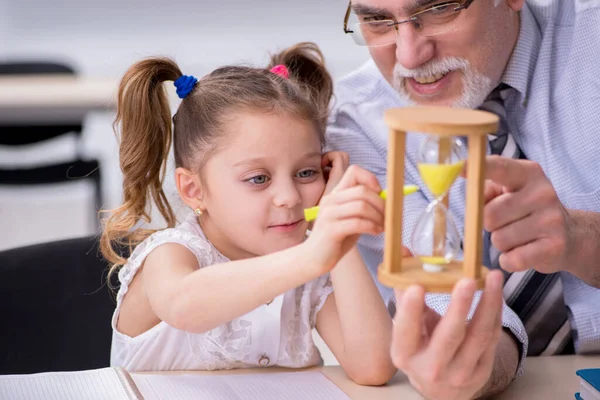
[{"x1": 479, "y1": 85, "x2": 574, "y2": 356}]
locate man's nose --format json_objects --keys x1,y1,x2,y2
[{"x1": 394, "y1": 23, "x2": 435, "y2": 71}]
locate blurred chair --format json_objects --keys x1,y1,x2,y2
[
  {"x1": 0, "y1": 236, "x2": 119, "y2": 374},
  {"x1": 0, "y1": 61, "x2": 102, "y2": 228}
]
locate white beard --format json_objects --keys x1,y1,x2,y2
[{"x1": 391, "y1": 57, "x2": 495, "y2": 109}]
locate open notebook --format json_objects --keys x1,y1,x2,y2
[{"x1": 0, "y1": 367, "x2": 351, "y2": 400}]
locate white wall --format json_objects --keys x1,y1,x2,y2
[
  {"x1": 1, "y1": 0, "x2": 369, "y2": 78},
  {"x1": 0, "y1": 0, "x2": 372, "y2": 250}
]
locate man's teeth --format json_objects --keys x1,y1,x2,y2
[{"x1": 413, "y1": 72, "x2": 447, "y2": 84}]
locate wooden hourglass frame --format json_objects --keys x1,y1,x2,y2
[{"x1": 377, "y1": 106, "x2": 499, "y2": 292}]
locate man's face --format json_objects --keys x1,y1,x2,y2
[{"x1": 354, "y1": 0, "x2": 524, "y2": 108}]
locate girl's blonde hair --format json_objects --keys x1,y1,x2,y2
[{"x1": 100, "y1": 42, "x2": 333, "y2": 275}]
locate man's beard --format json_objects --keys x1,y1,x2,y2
[{"x1": 391, "y1": 57, "x2": 495, "y2": 109}]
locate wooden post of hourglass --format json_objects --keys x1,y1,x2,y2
[
  {"x1": 462, "y1": 131, "x2": 488, "y2": 280},
  {"x1": 382, "y1": 126, "x2": 407, "y2": 276},
  {"x1": 377, "y1": 106, "x2": 499, "y2": 293},
  {"x1": 434, "y1": 137, "x2": 451, "y2": 261}
]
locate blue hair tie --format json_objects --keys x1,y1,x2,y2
[{"x1": 174, "y1": 75, "x2": 198, "y2": 99}]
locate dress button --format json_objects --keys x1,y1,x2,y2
[{"x1": 259, "y1": 356, "x2": 270, "y2": 366}]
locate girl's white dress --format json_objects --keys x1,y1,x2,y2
[{"x1": 110, "y1": 213, "x2": 333, "y2": 372}]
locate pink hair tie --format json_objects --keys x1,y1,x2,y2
[{"x1": 270, "y1": 64, "x2": 289, "y2": 79}]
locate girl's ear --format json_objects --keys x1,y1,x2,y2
[{"x1": 175, "y1": 167, "x2": 206, "y2": 211}]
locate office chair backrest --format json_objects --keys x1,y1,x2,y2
[{"x1": 0, "y1": 236, "x2": 118, "y2": 374}]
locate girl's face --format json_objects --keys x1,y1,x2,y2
[{"x1": 198, "y1": 111, "x2": 325, "y2": 260}]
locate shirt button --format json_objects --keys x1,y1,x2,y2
[{"x1": 259, "y1": 356, "x2": 270, "y2": 366}]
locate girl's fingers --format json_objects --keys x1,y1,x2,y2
[
  {"x1": 322, "y1": 152, "x2": 350, "y2": 195},
  {"x1": 322, "y1": 151, "x2": 349, "y2": 170},
  {"x1": 322, "y1": 185, "x2": 385, "y2": 217},
  {"x1": 334, "y1": 165, "x2": 381, "y2": 194},
  {"x1": 323, "y1": 200, "x2": 384, "y2": 227},
  {"x1": 331, "y1": 217, "x2": 382, "y2": 238}
]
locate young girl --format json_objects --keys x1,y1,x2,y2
[{"x1": 101, "y1": 42, "x2": 396, "y2": 385}]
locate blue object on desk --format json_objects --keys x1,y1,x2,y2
[
  {"x1": 576, "y1": 369, "x2": 600, "y2": 400},
  {"x1": 576, "y1": 393, "x2": 583, "y2": 399},
  {"x1": 577, "y1": 369, "x2": 600, "y2": 390}
]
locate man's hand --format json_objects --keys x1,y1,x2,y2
[
  {"x1": 484, "y1": 156, "x2": 600, "y2": 287},
  {"x1": 391, "y1": 271, "x2": 516, "y2": 400},
  {"x1": 483, "y1": 156, "x2": 574, "y2": 274}
]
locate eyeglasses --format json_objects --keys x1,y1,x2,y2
[{"x1": 343, "y1": 0, "x2": 476, "y2": 47}]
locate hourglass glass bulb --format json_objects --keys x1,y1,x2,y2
[
  {"x1": 411, "y1": 199, "x2": 461, "y2": 272},
  {"x1": 418, "y1": 135, "x2": 467, "y2": 164},
  {"x1": 417, "y1": 136, "x2": 467, "y2": 198}
]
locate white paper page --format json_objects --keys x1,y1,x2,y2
[
  {"x1": 581, "y1": 380, "x2": 600, "y2": 400},
  {"x1": 132, "y1": 371, "x2": 351, "y2": 400},
  {"x1": 0, "y1": 368, "x2": 132, "y2": 400}
]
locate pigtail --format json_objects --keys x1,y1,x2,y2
[
  {"x1": 269, "y1": 42, "x2": 334, "y2": 130},
  {"x1": 100, "y1": 57, "x2": 183, "y2": 271}
]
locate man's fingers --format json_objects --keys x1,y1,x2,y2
[
  {"x1": 465, "y1": 343, "x2": 497, "y2": 395},
  {"x1": 485, "y1": 156, "x2": 540, "y2": 192},
  {"x1": 393, "y1": 289, "x2": 404, "y2": 304},
  {"x1": 468, "y1": 271, "x2": 504, "y2": 340},
  {"x1": 484, "y1": 185, "x2": 541, "y2": 232},
  {"x1": 451, "y1": 271, "x2": 504, "y2": 374},
  {"x1": 498, "y1": 237, "x2": 562, "y2": 273},
  {"x1": 391, "y1": 285, "x2": 426, "y2": 369},
  {"x1": 422, "y1": 305, "x2": 442, "y2": 337},
  {"x1": 484, "y1": 179, "x2": 505, "y2": 204},
  {"x1": 489, "y1": 212, "x2": 541, "y2": 254},
  {"x1": 425, "y1": 279, "x2": 476, "y2": 368}
]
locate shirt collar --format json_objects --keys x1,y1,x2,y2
[{"x1": 501, "y1": 3, "x2": 542, "y2": 105}]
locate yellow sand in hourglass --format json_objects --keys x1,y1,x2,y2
[{"x1": 417, "y1": 161, "x2": 465, "y2": 198}]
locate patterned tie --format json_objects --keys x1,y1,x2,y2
[{"x1": 479, "y1": 85, "x2": 574, "y2": 356}]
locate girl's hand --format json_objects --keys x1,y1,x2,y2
[
  {"x1": 321, "y1": 151, "x2": 349, "y2": 197},
  {"x1": 305, "y1": 165, "x2": 384, "y2": 274}
]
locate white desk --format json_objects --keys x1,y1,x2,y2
[
  {"x1": 158, "y1": 355, "x2": 599, "y2": 400},
  {"x1": 0, "y1": 75, "x2": 119, "y2": 124}
]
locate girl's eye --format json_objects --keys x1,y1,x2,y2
[
  {"x1": 247, "y1": 175, "x2": 270, "y2": 185},
  {"x1": 297, "y1": 170, "x2": 316, "y2": 179}
]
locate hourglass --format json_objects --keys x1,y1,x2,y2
[{"x1": 377, "y1": 106, "x2": 499, "y2": 293}]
